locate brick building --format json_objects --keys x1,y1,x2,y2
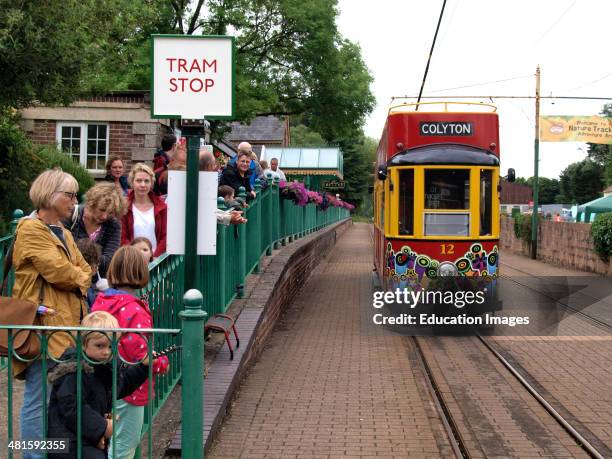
[
  {"x1": 500, "y1": 180, "x2": 532, "y2": 204},
  {"x1": 224, "y1": 115, "x2": 290, "y2": 157},
  {"x1": 20, "y1": 91, "x2": 171, "y2": 178}
]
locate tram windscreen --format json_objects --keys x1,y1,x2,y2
[
  {"x1": 425, "y1": 169, "x2": 470, "y2": 209},
  {"x1": 398, "y1": 169, "x2": 414, "y2": 235},
  {"x1": 480, "y1": 169, "x2": 493, "y2": 235}
]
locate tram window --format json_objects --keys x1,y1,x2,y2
[
  {"x1": 398, "y1": 169, "x2": 414, "y2": 235},
  {"x1": 480, "y1": 169, "x2": 493, "y2": 235},
  {"x1": 425, "y1": 169, "x2": 470, "y2": 209},
  {"x1": 424, "y1": 213, "x2": 469, "y2": 236}
]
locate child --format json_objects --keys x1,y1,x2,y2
[
  {"x1": 218, "y1": 185, "x2": 245, "y2": 210},
  {"x1": 130, "y1": 237, "x2": 153, "y2": 264},
  {"x1": 91, "y1": 246, "x2": 169, "y2": 459},
  {"x1": 76, "y1": 238, "x2": 106, "y2": 309},
  {"x1": 47, "y1": 311, "x2": 155, "y2": 458}
]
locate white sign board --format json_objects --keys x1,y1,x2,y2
[
  {"x1": 152, "y1": 35, "x2": 234, "y2": 119},
  {"x1": 166, "y1": 171, "x2": 218, "y2": 255}
]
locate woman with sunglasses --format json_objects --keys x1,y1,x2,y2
[{"x1": 11, "y1": 168, "x2": 92, "y2": 459}]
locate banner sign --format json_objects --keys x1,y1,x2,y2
[
  {"x1": 152, "y1": 35, "x2": 234, "y2": 119},
  {"x1": 540, "y1": 116, "x2": 612, "y2": 144}
]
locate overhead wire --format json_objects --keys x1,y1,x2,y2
[{"x1": 415, "y1": 0, "x2": 448, "y2": 110}]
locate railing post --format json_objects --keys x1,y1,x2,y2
[
  {"x1": 237, "y1": 186, "x2": 247, "y2": 297},
  {"x1": 265, "y1": 176, "x2": 273, "y2": 256},
  {"x1": 10, "y1": 209, "x2": 23, "y2": 234},
  {"x1": 272, "y1": 177, "x2": 280, "y2": 249},
  {"x1": 180, "y1": 289, "x2": 207, "y2": 458},
  {"x1": 253, "y1": 179, "x2": 262, "y2": 272},
  {"x1": 217, "y1": 197, "x2": 227, "y2": 306}
]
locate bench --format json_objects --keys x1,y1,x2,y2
[{"x1": 204, "y1": 314, "x2": 240, "y2": 360}]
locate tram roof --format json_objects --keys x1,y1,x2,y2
[{"x1": 388, "y1": 144, "x2": 500, "y2": 166}]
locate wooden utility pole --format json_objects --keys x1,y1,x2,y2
[{"x1": 531, "y1": 66, "x2": 541, "y2": 259}]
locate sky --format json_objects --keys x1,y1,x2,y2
[{"x1": 336, "y1": 0, "x2": 611, "y2": 179}]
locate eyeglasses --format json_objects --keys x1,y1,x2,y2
[{"x1": 57, "y1": 191, "x2": 78, "y2": 200}]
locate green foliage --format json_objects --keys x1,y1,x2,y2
[
  {"x1": 558, "y1": 159, "x2": 603, "y2": 204},
  {"x1": 0, "y1": 111, "x2": 93, "y2": 228},
  {"x1": 0, "y1": 110, "x2": 44, "y2": 229},
  {"x1": 36, "y1": 147, "x2": 95, "y2": 196},
  {"x1": 586, "y1": 104, "x2": 612, "y2": 166},
  {"x1": 513, "y1": 213, "x2": 539, "y2": 246},
  {"x1": 290, "y1": 125, "x2": 326, "y2": 147},
  {"x1": 591, "y1": 213, "x2": 612, "y2": 262}
]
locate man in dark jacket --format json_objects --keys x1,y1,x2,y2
[{"x1": 219, "y1": 150, "x2": 256, "y2": 199}]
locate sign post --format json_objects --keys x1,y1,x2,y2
[
  {"x1": 151, "y1": 34, "x2": 234, "y2": 293},
  {"x1": 152, "y1": 34, "x2": 234, "y2": 458}
]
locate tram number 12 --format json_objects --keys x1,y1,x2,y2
[{"x1": 440, "y1": 243, "x2": 455, "y2": 255}]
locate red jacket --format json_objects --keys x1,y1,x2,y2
[
  {"x1": 121, "y1": 190, "x2": 167, "y2": 257},
  {"x1": 91, "y1": 290, "x2": 169, "y2": 406}
]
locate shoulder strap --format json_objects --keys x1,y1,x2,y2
[
  {"x1": 69, "y1": 205, "x2": 80, "y2": 231},
  {"x1": 1, "y1": 237, "x2": 15, "y2": 296}
]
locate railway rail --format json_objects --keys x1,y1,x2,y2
[
  {"x1": 499, "y1": 261, "x2": 612, "y2": 331},
  {"x1": 412, "y1": 333, "x2": 609, "y2": 458}
]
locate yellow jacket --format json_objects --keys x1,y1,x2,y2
[{"x1": 11, "y1": 214, "x2": 91, "y2": 377}]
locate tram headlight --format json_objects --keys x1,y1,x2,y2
[{"x1": 437, "y1": 262, "x2": 458, "y2": 277}]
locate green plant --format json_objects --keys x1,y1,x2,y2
[
  {"x1": 0, "y1": 110, "x2": 94, "y2": 226},
  {"x1": 513, "y1": 213, "x2": 539, "y2": 245},
  {"x1": 591, "y1": 213, "x2": 612, "y2": 262},
  {"x1": 36, "y1": 146, "x2": 95, "y2": 196}
]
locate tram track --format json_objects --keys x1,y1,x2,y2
[
  {"x1": 412, "y1": 333, "x2": 609, "y2": 458},
  {"x1": 499, "y1": 261, "x2": 612, "y2": 331}
]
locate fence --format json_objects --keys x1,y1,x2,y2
[{"x1": 0, "y1": 179, "x2": 349, "y2": 457}]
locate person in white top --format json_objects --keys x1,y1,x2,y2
[
  {"x1": 270, "y1": 157, "x2": 286, "y2": 181},
  {"x1": 258, "y1": 159, "x2": 280, "y2": 182},
  {"x1": 121, "y1": 163, "x2": 167, "y2": 257}
]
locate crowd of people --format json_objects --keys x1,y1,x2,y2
[{"x1": 7, "y1": 134, "x2": 290, "y2": 458}]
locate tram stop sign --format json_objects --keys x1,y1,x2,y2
[{"x1": 151, "y1": 35, "x2": 234, "y2": 119}]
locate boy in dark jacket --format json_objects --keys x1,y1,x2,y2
[{"x1": 47, "y1": 311, "x2": 155, "y2": 458}]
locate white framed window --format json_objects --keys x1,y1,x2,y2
[{"x1": 56, "y1": 122, "x2": 109, "y2": 171}]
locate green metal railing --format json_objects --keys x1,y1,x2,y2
[
  {"x1": 0, "y1": 288, "x2": 205, "y2": 458},
  {"x1": 0, "y1": 181, "x2": 349, "y2": 456}
]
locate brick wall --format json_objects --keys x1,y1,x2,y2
[
  {"x1": 30, "y1": 120, "x2": 56, "y2": 145},
  {"x1": 109, "y1": 122, "x2": 144, "y2": 172},
  {"x1": 25, "y1": 120, "x2": 164, "y2": 172},
  {"x1": 500, "y1": 216, "x2": 611, "y2": 276}
]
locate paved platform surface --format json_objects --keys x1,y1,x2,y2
[{"x1": 209, "y1": 223, "x2": 452, "y2": 458}]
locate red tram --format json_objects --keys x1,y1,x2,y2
[{"x1": 373, "y1": 102, "x2": 513, "y2": 309}]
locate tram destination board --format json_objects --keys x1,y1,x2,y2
[{"x1": 419, "y1": 121, "x2": 473, "y2": 136}]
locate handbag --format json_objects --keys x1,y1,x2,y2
[{"x1": 0, "y1": 238, "x2": 42, "y2": 358}]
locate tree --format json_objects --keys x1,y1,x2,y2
[
  {"x1": 526, "y1": 177, "x2": 560, "y2": 205},
  {"x1": 558, "y1": 159, "x2": 603, "y2": 204},
  {"x1": 290, "y1": 125, "x2": 326, "y2": 147},
  {"x1": 98, "y1": 0, "x2": 375, "y2": 145},
  {"x1": 586, "y1": 103, "x2": 612, "y2": 166}
]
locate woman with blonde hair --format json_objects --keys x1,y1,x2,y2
[
  {"x1": 67, "y1": 181, "x2": 126, "y2": 278},
  {"x1": 121, "y1": 162, "x2": 167, "y2": 258},
  {"x1": 11, "y1": 168, "x2": 91, "y2": 458}
]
